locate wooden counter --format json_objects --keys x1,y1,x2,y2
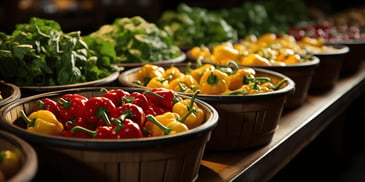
[{"x1": 197, "y1": 62, "x2": 365, "y2": 182}]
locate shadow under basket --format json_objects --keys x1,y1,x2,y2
[{"x1": 0, "y1": 87, "x2": 219, "y2": 182}]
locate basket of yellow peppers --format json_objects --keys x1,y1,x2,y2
[
  {"x1": 118, "y1": 62, "x2": 295, "y2": 150},
  {"x1": 188, "y1": 33, "x2": 350, "y2": 106}
]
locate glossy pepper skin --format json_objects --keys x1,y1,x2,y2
[
  {"x1": 212, "y1": 44, "x2": 239, "y2": 64},
  {"x1": 144, "y1": 88, "x2": 179, "y2": 110},
  {"x1": 126, "y1": 92, "x2": 157, "y2": 116},
  {"x1": 62, "y1": 117, "x2": 92, "y2": 138},
  {"x1": 168, "y1": 74, "x2": 199, "y2": 93},
  {"x1": 144, "y1": 112, "x2": 190, "y2": 136},
  {"x1": 200, "y1": 69, "x2": 230, "y2": 95},
  {"x1": 33, "y1": 98, "x2": 61, "y2": 119},
  {"x1": 189, "y1": 63, "x2": 215, "y2": 83},
  {"x1": 163, "y1": 66, "x2": 183, "y2": 82},
  {"x1": 57, "y1": 94, "x2": 88, "y2": 123},
  {"x1": 101, "y1": 88, "x2": 130, "y2": 107},
  {"x1": 136, "y1": 64, "x2": 165, "y2": 86},
  {"x1": 82, "y1": 97, "x2": 116, "y2": 126},
  {"x1": 71, "y1": 118, "x2": 143, "y2": 139},
  {"x1": 20, "y1": 110, "x2": 64, "y2": 136},
  {"x1": 228, "y1": 67, "x2": 256, "y2": 90},
  {"x1": 172, "y1": 91, "x2": 205, "y2": 129},
  {"x1": 146, "y1": 77, "x2": 169, "y2": 88},
  {"x1": 112, "y1": 103, "x2": 146, "y2": 128}
]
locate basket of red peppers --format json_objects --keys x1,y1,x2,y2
[{"x1": 0, "y1": 87, "x2": 218, "y2": 182}]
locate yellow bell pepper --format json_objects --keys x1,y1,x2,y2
[
  {"x1": 136, "y1": 64, "x2": 165, "y2": 86},
  {"x1": 172, "y1": 91, "x2": 205, "y2": 129},
  {"x1": 228, "y1": 67, "x2": 256, "y2": 90},
  {"x1": 145, "y1": 112, "x2": 189, "y2": 136},
  {"x1": 239, "y1": 53, "x2": 271, "y2": 66},
  {"x1": 212, "y1": 44, "x2": 239, "y2": 63},
  {"x1": 146, "y1": 77, "x2": 169, "y2": 89},
  {"x1": 200, "y1": 69, "x2": 230, "y2": 95},
  {"x1": 283, "y1": 54, "x2": 302, "y2": 65},
  {"x1": 163, "y1": 66, "x2": 184, "y2": 82},
  {"x1": 168, "y1": 74, "x2": 199, "y2": 93},
  {"x1": 189, "y1": 63, "x2": 215, "y2": 83},
  {"x1": 20, "y1": 110, "x2": 64, "y2": 136},
  {"x1": 189, "y1": 46, "x2": 211, "y2": 59},
  {"x1": 0, "y1": 149, "x2": 21, "y2": 179}
]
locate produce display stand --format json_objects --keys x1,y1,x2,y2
[{"x1": 197, "y1": 62, "x2": 365, "y2": 182}]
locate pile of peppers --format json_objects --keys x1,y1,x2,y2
[
  {"x1": 133, "y1": 61, "x2": 287, "y2": 95},
  {"x1": 19, "y1": 88, "x2": 205, "y2": 139},
  {"x1": 189, "y1": 33, "x2": 341, "y2": 66}
]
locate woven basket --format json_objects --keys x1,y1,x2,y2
[
  {"x1": 119, "y1": 65, "x2": 295, "y2": 150},
  {"x1": 310, "y1": 45, "x2": 349, "y2": 90},
  {"x1": 0, "y1": 87, "x2": 218, "y2": 182},
  {"x1": 0, "y1": 130, "x2": 38, "y2": 182},
  {"x1": 328, "y1": 41, "x2": 365, "y2": 75},
  {"x1": 0, "y1": 80, "x2": 21, "y2": 108},
  {"x1": 250, "y1": 57, "x2": 319, "y2": 108}
]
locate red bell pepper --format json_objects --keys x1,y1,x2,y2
[
  {"x1": 82, "y1": 97, "x2": 116, "y2": 126},
  {"x1": 57, "y1": 94, "x2": 88, "y2": 123},
  {"x1": 33, "y1": 98, "x2": 61, "y2": 118},
  {"x1": 62, "y1": 117, "x2": 92, "y2": 138},
  {"x1": 144, "y1": 88, "x2": 179, "y2": 110},
  {"x1": 71, "y1": 118, "x2": 143, "y2": 139},
  {"x1": 101, "y1": 88, "x2": 130, "y2": 106},
  {"x1": 125, "y1": 92, "x2": 157, "y2": 116},
  {"x1": 112, "y1": 103, "x2": 146, "y2": 128}
]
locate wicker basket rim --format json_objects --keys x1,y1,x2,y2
[{"x1": 0, "y1": 87, "x2": 219, "y2": 150}]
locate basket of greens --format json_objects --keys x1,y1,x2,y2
[
  {"x1": 83, "y1": 16, "x2": 185, "y2": 68},
  {"x1": 0, "y1": 17, "x2": 121, "y2": 91}
]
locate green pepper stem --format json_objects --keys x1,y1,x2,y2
[
  {"x1": 227, "y1": 60, "x2": 240, "y2": 72},
  {"x1": 57, "y1": 98, "x2": 71, "y2": 110},
  {"x1": 19, "y1": 110, "x2": 35, "y2": 127},
  {"x1": 96, "y1": 108, "x2": 112, "y2": 126},
  {"x1": 186, "y1": 62, "x2": 192, "y2": 74},
  {"x1": 177, "y1": 82, "x2": 188, "y2": 92},
  {"x1": 207, "y1": 72, "x2": 218, "y2": 85},
  {"x1": 111, "y1": 118, "x2": 123, "y2": 132},
  {"x1": 146, "y1": 115, "x2": 171, "y2": 135},
  {"x1": 226, "y1": 89, "x2": 247, "y2": 95},
  {"x1": 178, "y1": 108, "x2": 196, "y2": 123},
  {"x1": 71, "y1": 126, "x2": 97, "y2": 137},
  {"x1": 36, "y1": 100, "x2": 45, "y2": 110},
  {"x1": 244, "y1": 75, "x2": 271, "y2": 84},
  {"x1": 187, "y1": 91, "x2": 199, "y2": 111},
  {"x1": 144, "y1": 91, "x2": 163, "y2": 99},
  {"x1": 272, "y1": 79, "x2": 288, "y2": 90},
  {"x1": 100, "y1": 88, "x2": 109, "y2": 94}
]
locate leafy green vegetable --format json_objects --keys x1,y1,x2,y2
[
  {"x1": 0, "y1": 17, "x2": 119, "y2": 86},
  {"x1": 84, "y1": 16, "x2": 181, "y2": 64},
  {"x1": 158, "y1": 3, "x2": 238, "y2": 47},
  {"x1": 216, "y1": 0, "x2": 308, "y2": 37}
]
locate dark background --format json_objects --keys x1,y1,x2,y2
[{"x1": 1, "y1": 0, "x2": 365, "y2": 35}]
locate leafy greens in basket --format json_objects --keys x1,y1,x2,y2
[
  {"x1": 83, "y1": 16, "x2": 181, "y2": 64},
  {"x1": 0, "y1": 17, "x2": 120, "y2": 86}
]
